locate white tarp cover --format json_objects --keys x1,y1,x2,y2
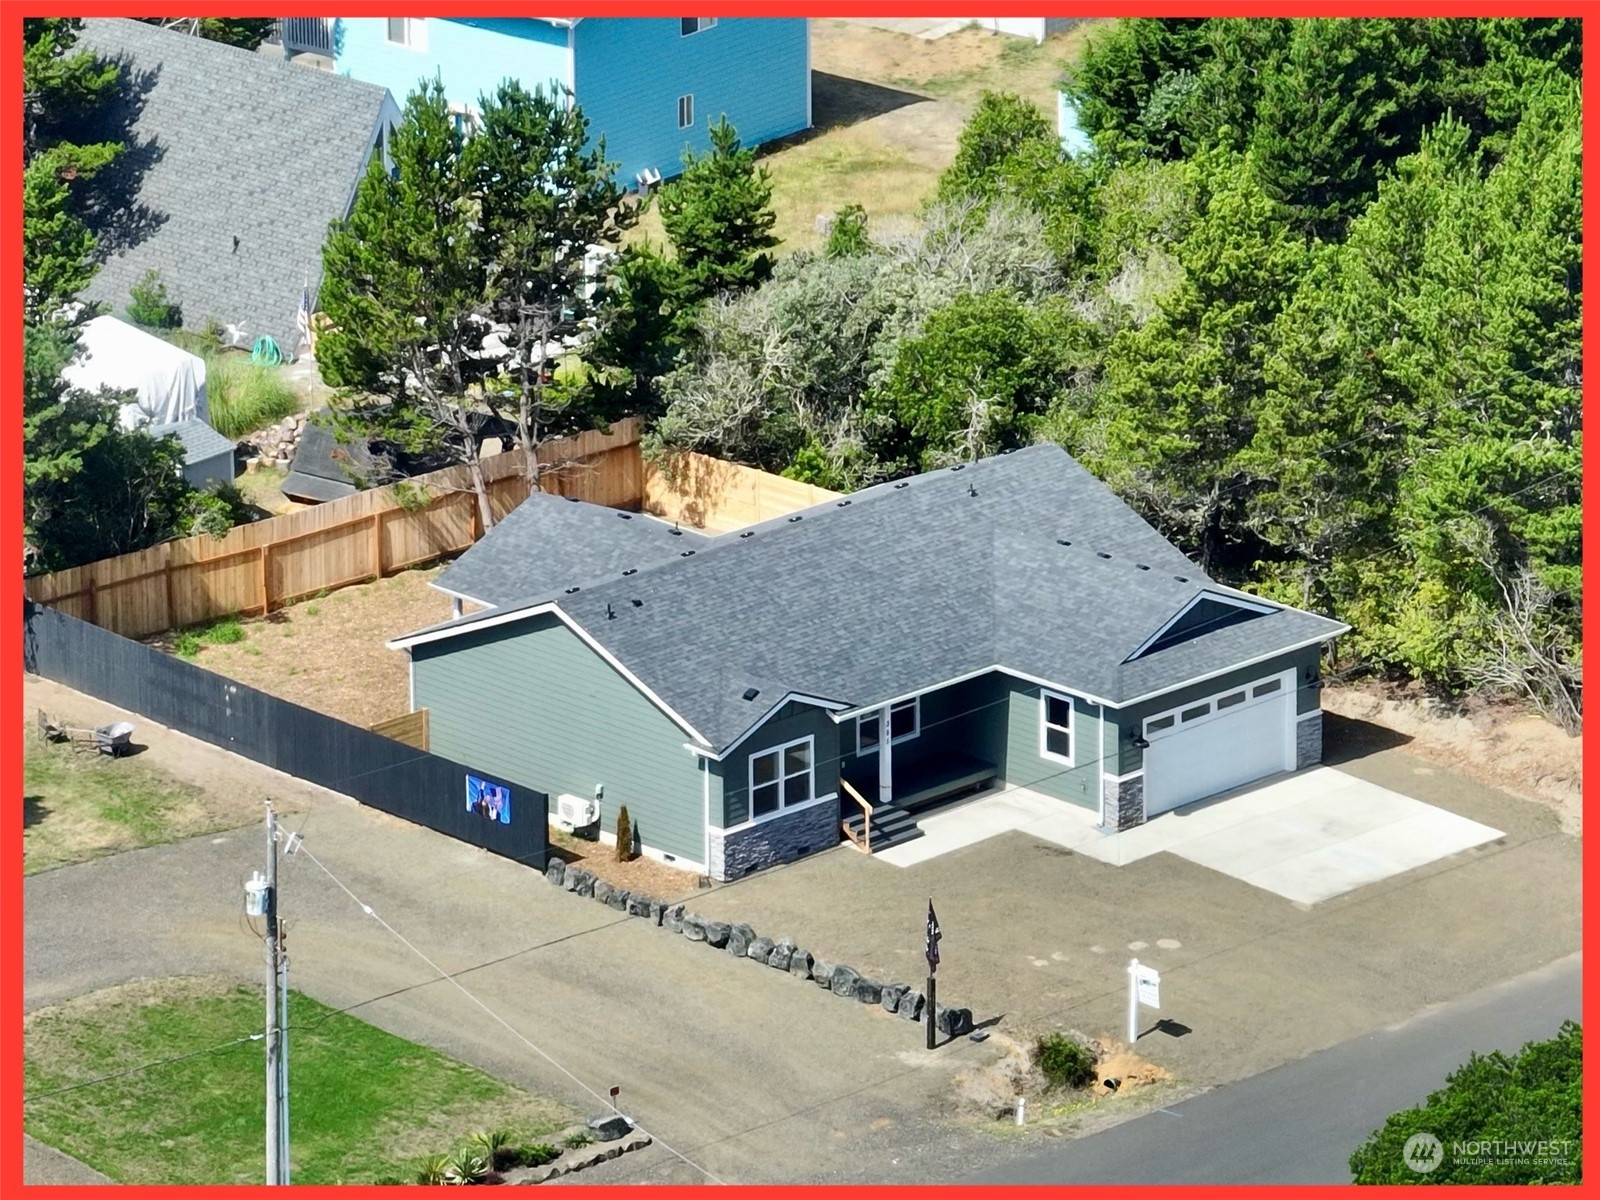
[{"x1": 61, "y1": 316, "x2": 209, "y2": 430}]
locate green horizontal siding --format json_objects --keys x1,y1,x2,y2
[
  {"x1": 412, "y1": 613, "x2": 705, "y2": 863},
  {"x1": 719, "y1": 701, "x2": 839, "y2": 827},
  {"x1": 1002, "y1": 677, "x2": 1102, "y2": 810}
]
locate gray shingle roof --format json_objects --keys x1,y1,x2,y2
[
  {"x1": 436, "y1": 492, "x2": 714, "y2": 605},
  {"x1": 397, "y1": 445, "x2": 1347, "y2": 749},
  {"x1": 74, "y1": 19, "x2": 395, "y2": 355},
  {"x1": 151, "y1": 416, "x2": 233, "y2": 464}
]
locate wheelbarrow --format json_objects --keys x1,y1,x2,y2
[{"x1": 37, "y1": 709, "x2": 136, "y2": 756}]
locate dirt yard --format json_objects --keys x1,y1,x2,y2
[
  {"x1": 1322, "y1": 682, "x2": 1582, "y2": 836},
  {"x1": 146, "y1": 563, "x2": 455, "y2": 729}
]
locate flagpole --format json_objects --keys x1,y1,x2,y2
[{"x1": 925, "y1": 898, "x2": 939, "y2": 1051}]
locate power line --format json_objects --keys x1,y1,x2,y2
[
  {"x1": 287, "y1": 839, "x2": 728, "y2": 1186},
  {"x1": 22, "y1": 1034, "x2": 262, "y2": 1105}
]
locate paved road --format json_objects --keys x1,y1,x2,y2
[{"x1": 975, "y1": 953, "x2": 1582, "y2": 1185}]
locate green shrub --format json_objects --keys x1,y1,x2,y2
[
  {"x1": 615, "y1": 805, "x2": 633, "y2": 863},
  {"x1": 441, "y1": 1146, "x2": 489, "y2": 1185},
  {"x1": 561, "y1": 1131, "x2": 592, "y2": 1150},
  {"x1": 172, "y1": 631, "x2": 201, "y2": 659},
  {"x1": 207, "y1": 354, "x2": 298, "y2": 440},
  {"x1": 201, "y1": 617, "x2": 244, "y2": 646},
  {"x1": 184, "y1": 481, "x2": 255, "y2": 539},
  {"x1": 465, "y1": 1128, "x2": 516, "y2": 1172},
  {"x1": 127, "y1": 269, "x2": 182, "y2": 329},
  {"x1": 411, "y1": 1153, "x2": 450, "y2": 1185},
  {"x1": 390, "y1": 481, "x2": 433, "y2": 512},
  {"x1": 508, "y1": 1143, "x2": 561, "y2": 1168},
  {"x1": 1036, "y1": 1033, "x2": 1098, "y2": 1090}
]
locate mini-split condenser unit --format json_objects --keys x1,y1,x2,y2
[{"x1": 555, "y1": 793, "x2": 600, "y2": 831}]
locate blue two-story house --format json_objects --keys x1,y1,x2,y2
[{"x1": 310, "y1": 17, "x2": 811, "y2": 187}]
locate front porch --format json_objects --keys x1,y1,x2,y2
[{"x1": 839, "y1": 750, "x2": 1000, "y2": 854}]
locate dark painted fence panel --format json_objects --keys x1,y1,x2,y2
[{"x1": 23, "y1": 600, "x2": 546, "y2": 868}]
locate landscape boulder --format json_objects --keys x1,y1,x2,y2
[
  {"x1": 854, "y1": 978, "x2": 882, "y2": 1005},
  {"x1": 935, "y1": 1005, "x2": 974, "y2": 1037},
  {"x1": 703, "y1": 920, "x2": 732, "y2": 949},
  {"x1": 881, "y1": 984, "x2": 909, "y2": 1013},
  {"x1": 767, "y1": 940, "x2": 795, "y2": 972},
  {"x1": 727, "y1": 923, "x2": 756, "y2": 957},
  {"x1": 897, "y1": 990, "x2": 925, "y2": 1021},
  {"x1": 592, "y1": 880, "x2": 614, "y2": 906},
  {"x1": 647, "y1": 901, "x2": 667, "y2": 926},
  {"x1": 586, "y1": 1114, "x2": 633, "y2": 1143},
  {"x1": 681, "y1": 913, "x2": 707, "y2": 942},
  {"x1": 569, "y1": 869, "x2": 595, "y2": 898},
  {"x1": 811, "y1": 958, "x2": 835, "y2": 987},
  {"x1": 626, "y1": 894, "x2": 653, "y2": 918},
  {"x1": 544, "y1": 859, "x2": 566, "y2": 888},
  {"x1": 829, "y1": 965, "x2": 861, "y2": 999},
  {"x1": 663, "y1": 905, "x2": 685, "y2": 933},
  {"x1": 787, "y1": 949, "x2": 813, "y2": 980},
  {"x1": 747, "y1": 936, "x2": 775, "y2": 964}
]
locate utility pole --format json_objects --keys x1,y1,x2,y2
[{"x1": 246, "y1": 803, "x2": 291, "y2": 1184}]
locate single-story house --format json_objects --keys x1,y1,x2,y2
[
  {"x1": 302, "y1": 17, "x2": 811, "y2": 189},
  {"x1": 74, "y1": 18, "x2": 402, "y2": 356},
  {"x1": 390, "y1": 445, "x2": 1348, "y2": 881}
]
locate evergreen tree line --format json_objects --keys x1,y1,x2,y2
[{"x1": 632, "y1": 17, "x2": 1582, "y2": 729}]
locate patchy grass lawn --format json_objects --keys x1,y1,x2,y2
[
  {"x1": 147, "y1": 563, "x2": 456, "y2": 729},
  {"x1": 23, "y1": 976, "x2": 576, "y2": 1185},
  {"x1": 23, "y1": 737, "x2": 255, "y2": 875}
]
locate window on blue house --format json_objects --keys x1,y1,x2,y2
[
  {"x1": 677, "y1": 94, "x2": 694, "y2": 129},
  {"x1": 750, "y1": 737, "x2": 813, "y2": 819},
  {"x1": 386, "y1": 18, "x2": 425, "y2": 50},
  {"x1": 681, "y1": 18, "x2": 718, "y2": 36}
]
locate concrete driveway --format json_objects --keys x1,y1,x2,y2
[{"x1": 883, "y1": 768, "x2": 1504, "y2": 905}]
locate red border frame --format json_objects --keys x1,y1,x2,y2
[{"x1": 5, "y1": 4, "x2": 1593, "y2": 1196}]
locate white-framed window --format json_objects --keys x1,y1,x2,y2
[
  {"x1": 681, "y1": 17, "x2": 718, "y2": 36},
  {"x1": 385, "y1": 18, "x2": 425, "y2": 50},
  {"x1": 1040, "y1": 690, "x2": 1074, "y2": 766},
  {"x1": 750, "y1": 736, "x2": 813, "y2": 819},
  {"x1": 856, "y1": 697, "x2": 920, "y2": 754},
  {"x1": 677, "y1": 93, "x2": 694, "y2": 129}
]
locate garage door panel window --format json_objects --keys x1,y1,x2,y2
[
  {"x1": 751, "y1": 737, "x2": 813, "y2": 818},
  {"x1": 1217, "y1": 691, "x2": 1247, "y2": 710},
  {"x1": 1253, "y1": 679, "x2": 1282, "y2": 697},
  {"x1": 1181, "y1": 703, "x2": 1211, "y2": 723},
  {"x1": 1041, "y1": 691, "x2": 1074, "y2": 765}
]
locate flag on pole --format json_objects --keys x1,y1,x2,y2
[
  {"x1": 294, "y1": 280, "x2": 313, "y2": 354},
  {"x1": 925, "y1": 900, "x2": 941, "y2": 975}
]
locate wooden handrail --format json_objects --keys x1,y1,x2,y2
[{"x1": 840, "y1": 778, "x2": 873, "y2": 855}]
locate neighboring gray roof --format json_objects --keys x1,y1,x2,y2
[
  {"x1": 75, "y1": 19, "x2": 396, "y2": 355},
  {"x1": 397, "y1": 445, "x2": 1348, "y2": 750},
  {"x1": 151, "y1": 416, "x2": 234, "y2": 465},
  {"x1": 437, "y1": 492, "x2": 713, "y2": 605}
]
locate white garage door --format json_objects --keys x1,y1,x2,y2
[{"x1": 1142, "y1": 672, "x2": 1295, "y2": 818}]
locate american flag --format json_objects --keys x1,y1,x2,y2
[
  {"x1": 925, "y1": 900, "x2": 941, "y2": 976},
  {"x1": 294, "y1": 281, "x2": 313, "y2": 353}
]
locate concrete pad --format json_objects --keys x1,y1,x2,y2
[{"x1": 880, "y1": 768, "x2": 1504, "y2": 905}]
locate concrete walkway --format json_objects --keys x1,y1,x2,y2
[{"x1": 880, "y1": 768, "x2": 1504, "y2": 905}]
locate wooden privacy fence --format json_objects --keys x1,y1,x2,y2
[
  {"x1": 641, "y1": 448, "x2": 840, "y2": 533},
  {"x1": 370, "y1": 708, "x2": 429, "y2": 750},
  {"x1": 24, "y1": 419, "x2": 840, "y2": 641},
  {"x1": 24, "y1": 419, "x2": 643, "y2": 640}
]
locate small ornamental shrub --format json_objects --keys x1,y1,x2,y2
[
  {"x1": 128, "y1": 269, "x2": 182, "y2": 328},
  {"x1": 615, "y1": 804, "x2": 633, "y2": 862},
  {"x1": 1036, "y1": 1032, "x2": 1098, "y2": 1090}
]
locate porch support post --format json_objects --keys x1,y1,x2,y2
[{"x1": 878, "y1": 704, "x2": 893, "y2": 807}]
